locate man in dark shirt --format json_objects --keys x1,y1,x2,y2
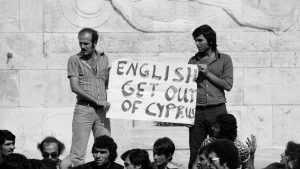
[
  {"x1": 70, "y1": 135, "x2": 123, "y2": 169},
  {"x1": 187, "y1": 25, "x2": 233, "y2": 169},
  {"x1": 0, "y1": 130, "x2": 16, "y2": 163}
]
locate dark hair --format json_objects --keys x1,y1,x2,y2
[
  {"x1": 78, "y1": 28, "x2": 99, "y2": 44},
  {"x1": 206, "y1": 139, "x2": 240, "y2": 169},
  {"x1": 92, "y1": 135, "x2": 117, "y2": 162},
  {"x1": 285, "y1": 141, "x2": 300, "y2": 169},
  {"x1": 0, "y1": 130, "x2": 15, "y2": 145},
  {"x1": 0, "y1": 153, "x2": 31, "y2": 169},
  {"x1": 37, "y1": 136, "x2": 65, "y2": 155},
  {"x1": 122, "y1": 149, "x2": 152, "y2": 169},
  {"x1": 192, "y1": 25, "x2": 217, "y2": 51},
  {"x1": 198, "y1": 145, "x2": 208, "y2": 156},
  {"x1": 215, "y1": 114, "x2": 237, "y2": 141},
  {"x1": 29, "y1": 159, "x2": 56, "y2": 169},
  {"x1": 153, "y1": 137, "x2": 175, "y2": 161}
]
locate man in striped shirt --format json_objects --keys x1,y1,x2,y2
[{"x1": 67, "y1": 28, "x2": 111, "y2": 167}]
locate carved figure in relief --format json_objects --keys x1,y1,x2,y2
[{"x1": 168, "y1": 0, "x2": 299, "y2": 34}]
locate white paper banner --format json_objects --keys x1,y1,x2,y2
[{"x1": 107, "y1": 59, "x2": 198, "y2": 125}]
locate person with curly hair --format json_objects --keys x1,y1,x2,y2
[
  {"x1": 61, "y1": 135, "x2": 123, "y2": 169},
  {"x1": 200, "y1": 114, "x2": 250, "y2": 169},
  {"x1": 205, "y1": 139, "x2": 240, "y2": 169}
]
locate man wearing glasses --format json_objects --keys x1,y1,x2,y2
[{"x1": 37, "y1": 136, "x2": 65, "y2": 167}]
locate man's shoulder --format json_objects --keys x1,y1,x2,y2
[
  {"x1": 217, "y1": 51, "x2": 231, "y2": 60},
  {"x1": 68, "y1": 53, "x2": 80, "y2": 61},
  {"x1": 110, "y1": 162, "x2": 123, "y2": 169},
  {"x1": 188, "y1": 54, "x2": 198, "y2": 63}
]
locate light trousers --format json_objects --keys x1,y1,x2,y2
[{"x1": 69, "y1": 104, "x2": 110, "y2": 166}]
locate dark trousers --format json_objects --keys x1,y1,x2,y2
[{"x1": 188, "y1": 104, "x2": 227, "y2": 169}]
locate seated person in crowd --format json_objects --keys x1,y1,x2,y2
[
  {"x1": 200, "y1": 114, "x2": 250, "y2": 168},
  {"x1": 261, "y1": 141, "x2": 300, "y2": 169},
  {"x1": 192, "y1": 146, "x2": 209, "y2": 169},
  {"x1": 29, "y1": 158, "x2": 57, "y2": 169},
  {"x1": 37, "y1": 136, "x2": 65, "y2": 167},
  {"x1": 0, "y1": 153, "x2": 31, "y2": 169},
  {"x1": 63, "y1": 135, "x2": 123, "y2": 169},
  {"x1": 121, "y1": 148, "x2": 152, "y2": 169},
  {"x1": 0, "y1": 130, "x2": 16, "y2": 161},
  {"x1": 152, "y1": 137, "x2": 179, "y2": 169},
  {"x1": 205, "y1": 139, "x2": 240, "y2": 169}
]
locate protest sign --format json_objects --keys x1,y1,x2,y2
[{"x1": 107, "y1": 59, "x2": 198, "y2": 125}]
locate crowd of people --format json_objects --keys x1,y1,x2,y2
[{"x1": 1, "y1": 125, "x2": 300, "y2": 169}]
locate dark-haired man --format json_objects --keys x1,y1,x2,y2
[
  {"x1": 67, "y1": 28, "x2": 111, "y2": 166},
  {"x1": 37, "y1": 136, "x2": 65, "y2": 167},
  {"x1": 0, "y1": 130, "x2": 16, "y2": 159},
  {"x1": 152, "y1": 137, "x2": 179, "y2": 169},
  {"x1": 71, "y1": 135, "x2": 123, "y2": 169},
  {"x1": 187, "y1": 25, "x2": 233, "y2": 169}
]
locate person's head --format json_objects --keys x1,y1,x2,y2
[
  {"x1": 78, "y1": 28, "x2": 99, "y2": 56},
  {"x1": 0, "y1": 130, "x2": 16, "y2": 156},
  {"x1": 92, "y1": 135, "x2": 118, "y2": 167},
  {"x1": 195, "y1": 146, "x2": 209, "y2": 169},
  {"x1": 153, "y1": 137, "x2": 175, "y2": 167},
  {"x1": 192, "y1": 25, "x2": 217, "y2": 52},
  {"x1": 29, "y1": 159, "x2": 57, "y2": 169},
  {"x1": 213, "y1": 114, "x2": 237, "y2": 141},
  {"x1": 121, "y1": 149, "x2": 152, "y2": 169},
  {"x1": 280, "y1": 141, "x2": 300, "y2": 169},
  {"x1": 0, "y1": 153, "x2": 31, "y2": 169},
  {"x1": 37, "y1": 136, "x2": 65, "y2": 163},
  {"x1": 206, "y1": 139, "x2": 240, "y2": 169}
]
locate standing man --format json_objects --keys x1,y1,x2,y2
[
  {"x1": 188, "y1": 25, "x2": 233, "y2": 169},
  {"x1": 67, "y1": 28, "x2": 111, "y2": 166}
]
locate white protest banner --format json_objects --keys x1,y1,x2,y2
[{"x1": 107, "y1": 59, "x2": 198, "y2": 125}]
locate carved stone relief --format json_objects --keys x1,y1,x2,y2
[
  {"x1": 60, "y1": 0, "x2": 113, "y2": 28},
  {"x1": 60, "y1": 0, "x2": 299, "y2": 34}
]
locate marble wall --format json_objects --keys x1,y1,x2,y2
[{"x1": 0, "y1": 0, "x2": 300, "y2": 163}]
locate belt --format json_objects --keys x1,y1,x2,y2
[
  {"x1": 197, "y1": 103, "x2": 225, "y2": 110},
  {"x1": 76, "y1": 101, "x2": 97, "y2": 108}
]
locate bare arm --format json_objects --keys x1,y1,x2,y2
[
  {"x1": 69, "y1": 76, "x2": 110, "y2": 108},
  {"x1": 245, "y1": 134, "x2": 257, "y2": 169}
]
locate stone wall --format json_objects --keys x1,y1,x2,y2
[{"x1": 0, "y1": 0, "x2": 300, "y2": 164}]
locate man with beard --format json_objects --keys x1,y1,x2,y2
[{"x1": 187, "y1": 25, "x2": 233, "y2": 169}]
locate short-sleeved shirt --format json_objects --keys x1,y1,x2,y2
[
  {"x1": 188, "y1": 51, "x2": 233, "y2": 106},
  {"x1": 67, "y1": 51, "x2": 109, "y2": 102},
  {"x1": 201, "y1": 137, "x2": 250, "y2": 163}
]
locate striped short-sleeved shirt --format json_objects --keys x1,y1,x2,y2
[{"x1": 67, "y1": 51, "x2": 109, "y2": 102}]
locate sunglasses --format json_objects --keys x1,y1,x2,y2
[{"x1": 42, "y1": 152, "x2": 58, "y2": 159}]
